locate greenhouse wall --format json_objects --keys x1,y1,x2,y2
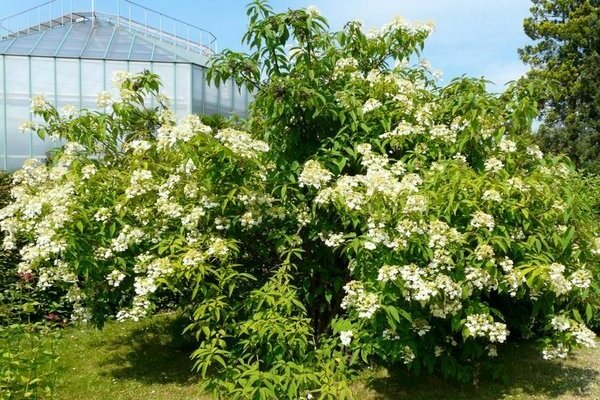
[{"x1": 0, "y1": 55, "x2": 249, "y2": 170}]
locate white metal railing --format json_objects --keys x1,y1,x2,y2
[{"x1": 0, "y1": 0, "x2": 217, "y2": 55}]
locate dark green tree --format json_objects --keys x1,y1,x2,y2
[{"x1": 519, "y1": 0, "x2": 600, "y2": 171}]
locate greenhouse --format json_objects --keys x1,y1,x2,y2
[{"x1": 0, "y1": 0, "x2": 249, "y2": 170}]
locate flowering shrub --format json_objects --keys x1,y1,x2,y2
[{"x1": 1, "y1": 1, "x2": 599, "y2": 398}]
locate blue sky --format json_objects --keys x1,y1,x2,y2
[{"x1": 3, "y1": 0, "x2": 532, "y2": 89}]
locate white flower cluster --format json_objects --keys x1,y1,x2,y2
[
  {"x1": 542, "y1": 343, "x2": 569, "y2": 360},
  {"x1": 107, "y1": 270, "x2": 126, "y2": 287},
  {"x1": 362, "y1": 98, "x2": 382, "y2": 113},
  {"x1": 526, "y1": 145, "x2": 544, "y2": 160},
  {"x1": 482, "y1": 189, "x2": 502, "y2": 203},
  {"x1": 37, "y1": 260, "x2": 77, "y2": 289},
  {"x1": 299, "y1": 160, "x2": 332, "y2": 189},
  {"x1": 112, "y1": 70, "x2": 133, "y2": 89},
  {"x1": 116, "y1": 296, "x2": 151, "y2": 322},
  {"x1": 498, "y1": 137, "x2": 517, "y2": 153},
  {"x1": 111, "y1": 225, "x2": 145, "y2": 253},
  {"x1": 484, "y1": 157, "x2": 504, "y2": 173},
  {"x1": 319, "y1": 232, "x2": 345, "y2": 247},
  {"x1": 470, "y1": 211, "x2": 495, "y2": 231},
  {"x1": 592, "y1": 237, "x2": 600, "y2": 256},
  {"x1": 396, "y1": 263, "x2": 462, "y2": 318},
  {"x1": 156, "y1": 115, "x2": 211, "y2": 150},
  {"x1": 377, "y1": 264, "x2": 400, "y2": 283},
  {"x1": 206, "y1": 237, "x2": 230, "y2": 259},
  {"x1": 545, "y1": 263, "x2": 591, "y2": 296},
  {"x1": 412, "y1": 319, "x2": 431, "y2": 336},
  {"x1": 31, "y1": 95, "x2": 50, "y2": 113},
  {"x1": 465, "y1": 314, "x2": 509, "y2": 343},
  {"x1": 96, "y1": 91, "x2": 113, "y2": 108},
  {"x1": 125, "y1": 169, "x2": 153, "y2": 199},
  {"x1": 570, "y1": 323, "x2": 597, "y2": 348},
  {"x1": 550, "y1": 315, "x2": 571, "y2": 332},
  {"x1": 341, "y1": 281, "x2": 380, "y2": 318},
  {"x1": 340, "y1": 330, "x2": 353, "y2": 346},
  {"x1": 332, "y1": 57, "x2": 360, "y2": 80},
  {"x1": 214, "y1": 128, "x2": 270, "y2": 158},
  {"x1": 125, "y1": 140, "x2": 153, "y2": 155},
  {"x1": 0, "y1": 160, "x2": 75, "y2": 272}
]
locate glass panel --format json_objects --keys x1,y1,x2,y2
[
  {"x1": 81, "y1": 60, "x2": 103, "y2": 109},
  {"x1": 105, "y1": 29, "x2": 135, "y2": 60},
  {"x1": 176, "y1": 63, "x2": 190, "y2": 115},
  {"x1": 55, "y1": 58, "x2": 79, "y2": 109},
  {"x1": 153, "y1": 63, "x2": 174, "y2": 108},
  {"x1": 0, "y1": 56, "x2": 5, "y2": 169},
  {"x1": 5, "y1": 31, "x2": 43, "y2": 55},
  {"x1": 31, "y1": 24, "x2": 71, "y2": 56},
  {"x1": 5, "y1": 57, "x2": 30, "y2": 160},
  {"x1": 192, "y1": 65, "x2": 204, "y2": 115},
  {"x1": 31, "y1": 57, "x2": 55, "y2": 156},
  {"x1": 129, "y1": 37, "x2": 154, "y2": 61},
  {"x1": 233, "y1": 82, "x2": 247, "y2": 115},
  {"x1": 152, "y1": 46, "x2": 175, "y2": 62},
  {"x1": 0, "y1": 38, "x2": 12, "y2": 53},
  {"x1": 56, "y1": 22, "x2": 92, "y2": 57},
  {"x1": 130, "y1": 62, "x2": 153, "y2": 107},
  {"x1": 81, "y1": 21, "x2": 115, "y2": 58},
  {"x1": 204, "y1": 80, "x2": 218, "y2": 116},
  {"x1": 104, "y1": 60, "x2": 128, "y2": 97},
  {"x1": 219, "y1": 78, "x2": 233, "y2": 115}
]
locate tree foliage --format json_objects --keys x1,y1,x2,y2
[{"x1": 519, "y1": 0, "x2": 600, "y2": 171}]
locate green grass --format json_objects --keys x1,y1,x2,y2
[
  {"x1": 26, "y1": 314, "x2": 600, "y2": 399},
  {"x1": 51, "y1": 314, "x2": 207, "y2": 400}
]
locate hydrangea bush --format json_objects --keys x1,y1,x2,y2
[{"x1": 1, "y1": 1, "x2": 599, "y2": 398}]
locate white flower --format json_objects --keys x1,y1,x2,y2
[
  {"x1": 319, "y1": 232, "x2": 345, "y2": 247},
  {"x1": 542, "y1": 343, "x2": 568, "y2": 360},
  {"x1": 470, "y1": 211, "x2": 495, "y2": 231},
  {"x1": 570, "y1": 269, "x2": 592, "y2": 289},
  {"x1": 592, "y1": 237, "x2": 600, "y2": 256},
  {"x1": 299, "y1": 160, "x2": 332, "y2": 189},
  {"x1": 498, "y1": 137, "x2": 517, "y2": 153},
  {"x1": 30, "y1": 95, "x2": 49, "y2": 112},
  {"x1": 341, "y1": 281, "x2": 380, "y2": 318},
  {"x1": 214, "y1": 128, "x2": 269, "y2": 158},
  {"x1": 107, "y1": 270, "x2": 126, "y2": 287},
  {"x1": 499, "y1": 257, "x2": 514, "y2": 273},
  {"x1": 484, "y1": 157, "x2": 504, "y2": 173},
  {"x1": 306, "y1": 5, "x2": 320, "y2": 17},
  {"x1": 340, "y1": 330, "x2": 353, "y2": 346},
  {"x1": 96, "y1": 91, "x2": 113, "y2": 108},
  {"x1": 377, "y1": 265, "x2": 400, "y2": 282},
  {"x1": 482, "y1": 189, "x2": 502, "y2": 203},
  {"x1": 548, "y1": 263, "x2": 572, "y2": 296},
  {"x1": 571, "y1": 323, "x2": 596, "y2": 348},
  {"x1": 112, "y1": 70, "x2": 133, "y2": 89},
  {"x1": 127, "y1": 140, "x2": 152, "y2": 154},
  {"x1": 19, "y1": 121, "x2": 35, "y2": 134},
  {"x1": 362, "y1": 98, "x2": 382, "y2": 113},
  {"x1": 526, "y1": 145, "x2": 544, "y2": 159},
  {"x1": 81, "y1": 164, "x2": 97, "y2": 180},
  {"x1": 550, "y1": 315, "x2": 571, "y2": 332},
  {"x1": 465, "y1": 314, "x2": 509, "y2": 343},
  {"x1": 61, "y1": 104, "x2": 78, "y2": 118}
]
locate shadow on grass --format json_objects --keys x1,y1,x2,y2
[
  {"x1": 362, "y1": 343, "x2": 599, "y2": 400},
  {"x1": 97, "y1": 315, "x2": 199, "y2": 386}
]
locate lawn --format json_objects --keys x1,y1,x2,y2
[{"x1": 44, "y1": 314, "x2": 599, "y2": 400}]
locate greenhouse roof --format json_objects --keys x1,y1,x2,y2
[{"x1": 0, "y1": 10, "x2": 213, "y2": 65}]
